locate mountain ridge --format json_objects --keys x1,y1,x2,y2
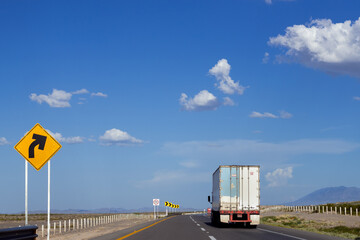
[{"x1": 285, "y1": 186, "x2": 360, "y2": 206}]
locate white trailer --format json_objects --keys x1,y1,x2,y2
[{"x1": 208, "y1": 165, "x2": 260, "y2": 227}]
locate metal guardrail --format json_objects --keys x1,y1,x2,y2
[{"x1": 0, "y1": 225, "x2": 38, "y2": 240}]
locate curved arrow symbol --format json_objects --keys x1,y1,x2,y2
[{"x1": 29, "y1": 134, "x2": 47, "y2": 158}]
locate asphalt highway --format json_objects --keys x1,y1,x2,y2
[{"x1": 92, "y1": 214, "x2": 348, "y2": 240}]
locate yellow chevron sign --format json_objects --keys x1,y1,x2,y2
[{"x1": 164, "y1": 201, "x2": 179, "y2": 208}]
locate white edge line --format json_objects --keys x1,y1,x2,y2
[
  {"x1": 201, "y1": 228, "x2": 205, "y2": 231},
  {"x1": 209, "y1": 236, "x2": 216, "y2": 240},
  {"x1": 258, "y1": 228, "x2": 307, "y2": 240}
]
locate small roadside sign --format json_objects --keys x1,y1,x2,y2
[
  {"x1": 153, "y1": 199, "x2": 160, "y2": 206},
  {"x1": 14, "y1": 123, "x2": 62, "y2": 171}
]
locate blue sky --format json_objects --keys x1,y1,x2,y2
[{"x1": 1, "y1": 0, "x2": 360, "y2": 213}]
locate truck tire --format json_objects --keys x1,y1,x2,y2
[{"x1": 211, "y1": 211, "x2": 220, "y2": 226}]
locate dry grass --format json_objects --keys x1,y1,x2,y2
[{"x1": 261, "y1": 215, "x2": 360, "y2": 239}]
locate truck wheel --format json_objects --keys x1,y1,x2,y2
[{"x1": 246, "y1": 223, "x2": 257, "y2": 229}]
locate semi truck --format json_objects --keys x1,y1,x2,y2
[{"x1": 208, "y1": 165, "x2": 260, "y2": 227}]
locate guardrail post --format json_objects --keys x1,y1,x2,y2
[
  {"x1": 54, "y1": 222, "x2": 56, "y2": 235},
  {"x1": 42, "y1": 225, "x2": 44, "y2": 237},
  {"x1": 350, "y1": 207, "x2": 353, "y2": 216},
  {"x1": 345, "y1": 207, "x2": 347, "y2": 216},
  {"x1": 68, "y1": 219, "x2": 71, "y2": 231},
  {"x1": 322, "y1": 206, "x2": 324, "y2": 213},
  {"x1": 340, "y1": 207, "x2": 342, "y2": 215},
  {"x1": 64, "y1": 220, "x2": 66, "y2": 232},
  {"x1": 356, "y1": 208, "x2": 358, "y2": 217}
]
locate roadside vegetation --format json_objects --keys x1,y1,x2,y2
[{"x1": 261, "y1": 215, "x2": 360, "y2": 239}]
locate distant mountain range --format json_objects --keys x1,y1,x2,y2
[
  {"x1": 286, "y1": 186, "x2": 360, "y2": 206},
  {"x1": 14, "y1": 207, "x2": 202, "y2": 214}
]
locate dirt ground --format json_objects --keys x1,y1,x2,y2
[
  {"x1": 262, "y1": 210, "x2": 360, "y2": 228},
  {"x1": 37, "y1": 218, "x2": 152, "y2": 240},
  {"x1": 0, "y1": 214, "x2": 154, "y2": 240}
]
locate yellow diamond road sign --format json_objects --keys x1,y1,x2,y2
[{"x1": 14, "y1": 123, "x2": 62, "y2": 171}]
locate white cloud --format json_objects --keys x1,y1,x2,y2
[
  {"x1": 266, "y1": 167, "x2": 293, "y2": 187},
  {"x1": 30, "y1": 89, "x2": 72, "y2": 108},
  {"x1": 223, "y1": 97, "x2": 235, "y2": 106},
  {"x1": 180, "y1": 90, "x2": 220, "y2": 111},
  {"x1": 354, "y1": 96, "x2": 360, "y2": 101},
  {"x1": 161, "y1": 139, "x2": 360, "y2": 170},
  {"x1": 262, "y1": 52, "x2": 270, "y2": 63},
  {"x1": 249, "y1": 110, "x2": 293, "y2": 119},
  {"x1": 209, "y1": 59, "x2": 246, "y2": 95},
  {"x1": 269, "y1": 17, "x2": 360, "y2": 77},
  {"x1": 72, "y1": 89, "x2": 89, "y2": 95},
  {"x1": 99, "y1": 128, "x2": 143, "y2": 146},
  {"x1": 91, "y1": 92, "x2": 108, "y2": 97},
  {"x1": 135, "y1": 170, "x2": 210, "y2": 188},
  {"x1": 179, "y1": 161, "x2": 198, "y2": 168},
  {"x1": 0, "y1": 137, "x2": 9, "y2": 145},
  {"x1": 279, "y1": 110, "x2": 293, "y2": 119},
  {"x1": 30, "y1": 89, "x2": 107, "y2": 107},
  {"x1": 265, "y1": 0, "x2": 272, "y2": 5},
  {"x1": 250, "y1": 111, "x2": 278, "y2": 119},
  {"x1": 46, "y1": 130, "x2": 84, "y2": 144}
]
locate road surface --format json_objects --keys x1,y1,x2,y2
[{"x1": 91, "y1": 214, "x2": 347, "y2": 240}]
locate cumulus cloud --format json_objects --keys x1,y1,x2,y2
[
  {"x1": 269, "y1": 17, "x2": 360, "y2": 77},
  {"x1": 262, "y1": 52, "x2": 270, "y2": 63},
  {"x1": 99, "y1": 128, "x2": 143, "y2": 146},
  {"x1": 209, "y1": 59, "x2": 246, "y2": 95},
  {"x1": 265, "y1": 167, "x2": 293, "y2": 187},
  {"x1": 72, "y1": 89, "x2": 89, "y2": 95},
  {"x1": 46, "y1": 130, "x2": 84, "y2": 144},
  {"x1": 0, "y1": 137, "x2": 9, "y2": 145},
  {"x1": 223, "y1": 97, "x2": 235, "y2": 106},
  {"x1": 354, "y1": 96, "x2": 360, "y2": 101},
  {"x1": 180, "y1": 90, "x2": 220, "y2": 111},
  {"x1": 30, "y1": 89, "x2": 107, "y2": 107},
  {"x1": 30, "y1": 89, "x2": 72, "y2": 108},
  {"x1": 249, "y1": 110, "x2": 292, "y2": 119},
  {"x1": 91, "y1": 92, "x2": 108, "y2": 97},
  {"x1": 265, "y1": 0, "x2": 272, "y2": 5}
]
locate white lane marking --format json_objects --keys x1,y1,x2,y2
[
  {"x1": 258, "y1": 228, "x2": 307, "y2": 240},
  {"x1": 209, "y1": 236, "x2": 216, "y2": 240},
  {"x1": 197, "y1": 224, "x2": 200, "y2": 226},
  {"x1": 201, "y1": 228, "x2": 205, "y2": 231}
]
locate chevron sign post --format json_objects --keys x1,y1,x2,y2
[{"x1": 164, "y1": 201, "x2": 180, "y2": 214}]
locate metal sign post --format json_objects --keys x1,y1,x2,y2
[
  {"x1": 25, "y1": 161, "x2": 28, "y2": 225},
  {"x1": 153, "y1": 199, "x2": 160, "y2": 219},
  {"x1": 47, "y1": 161, "x2": 51, "y2": 240}
]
